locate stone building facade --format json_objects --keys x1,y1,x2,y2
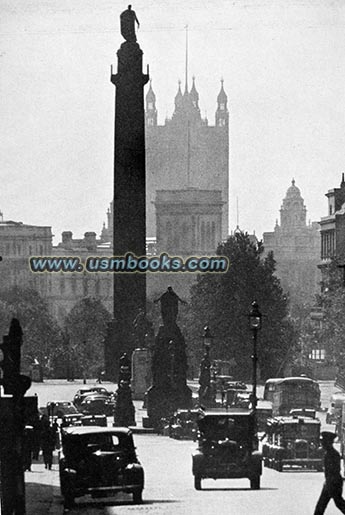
[
  {"x1": 48, "y1": 231, "x2": 113, "y2": 321},
  {"x1": 0, "y1": 214, "x2": 113, "y2": 323},
  {"x1": 0, "y1": 214, "x2": 52, "y2": 298},
  {"x1": 154, "y1": 189, "x2": 224, "y2": 256},
  {"x1": 318, "y1": 174, "x2": 345, "y2": 287},
  {"x1": 263, "y1": 180, "x2": 321, "y2": 310},
  {"x1": 145, "y1": 78, "x2": 229, "y2": 241}
]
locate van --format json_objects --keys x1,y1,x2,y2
[{"x1": 326, "y1": 392, "x2": 345, "y2": 424}]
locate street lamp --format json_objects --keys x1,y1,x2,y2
[
  {"x1": 248, "y1": 301, "x2": 262, "y2": 414},
  {"x1": 203, "y1": 325, "x2": 214, "y2": 358},
  {"x1": 198, "y1": 326, "x2": 214, "y2": 407}
]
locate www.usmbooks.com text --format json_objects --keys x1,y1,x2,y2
[{"x1": 29, "y1": 253, "x2": 229, "y2": 273}]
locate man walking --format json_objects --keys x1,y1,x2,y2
[{"x1": 314, "y1": 431, "x2": 345, "y2": 514}]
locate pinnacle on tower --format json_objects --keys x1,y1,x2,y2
[{"x1": 216, "y1": 78, "x2": 229, "y2": 127}]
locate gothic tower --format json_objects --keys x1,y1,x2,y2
[{"x1": 145, "y1": 77, "x2": 229, "y2": 242}]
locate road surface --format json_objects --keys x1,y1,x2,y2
[{"x1": 23, "y1": 379, "x2": 345, "y2": 514}]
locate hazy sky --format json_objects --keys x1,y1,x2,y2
[{"x1": 1, "y1": 0, "x2": 345, "y2": 244}]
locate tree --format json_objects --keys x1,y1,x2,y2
[
  {"x1": 64, "y1": 297, "x2": 111, "y2": 379},
  {"x1": 0, "y1": 286, "x2": 63, "y2": 374},
  {"x1": 300, "y1": 260, "x2": 345, "y2": 368},
  {"x1": 187, "y1": 232, "x2": 298, "y2": 380}
]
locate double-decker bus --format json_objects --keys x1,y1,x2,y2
[{"x1": 264, "y1": 377, "x2": 321, "y2": 416}]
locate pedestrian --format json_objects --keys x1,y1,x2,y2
[
  {"x1": 40, "y1": 416, "x2": 55, "y2": 470},
  {"x1": 32, "y1": 414, "x2": 41, "y2": 461},
  {"x1": 314, "y1": 431, "x2": 345, "y2": 514},
  {"x1": 23, "y1": 425, "x2": 34, "y2": 472}
]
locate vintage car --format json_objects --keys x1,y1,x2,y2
[
  {"x1": 166, "y1": 409, "x2": 200, "y2": 440},
  {"x1": 60, "y1": 413, "x2": 83, "y2": 428},
  {"x1": 192, "y1": 409, "x2": 262, "y2": 490},
  {"x1": 79, "y1": 394, "x2": 114, "y2": 416},
  {"x1": 80, "y1": 414, "x2": 108, "y2": 427},
  {"x1": 59, "y1": 426, "x2": 144, "y2": 507},
  {"x1": 223, "y1": 383, "x2": 248, "y2": 407},
  {"x1": 262, "y1": 415, "x2": 323, "y2": 471},
  {"x1": 73, "y1": 387, "x2": 113, "y2": 408},
  {"x1": 46, "y1": 401, "x2": 79, "y2": 418}
]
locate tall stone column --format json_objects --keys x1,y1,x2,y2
[{"x1": 105, "y1": 13, "x2": 149, "y2": 380}]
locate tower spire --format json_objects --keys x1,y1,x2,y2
[{"x1": 184, "y1": 25, "x2": 189, "y2": 94}]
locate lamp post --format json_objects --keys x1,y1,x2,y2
[
  {"x1": 198, "y1": 326, "x2": 214, "y2": 407},
  {"x1": 203, "y1": 325, "x2": 213, "y2": 360},
  {"x1": 248, "y1": 301, "x2": 262, "y2": 415}
]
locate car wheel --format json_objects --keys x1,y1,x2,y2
[
  {"x1": 63, "y1": 492, "x2": 75, "y2": 509},
  {"x1": 194, "y1": 476, "x2": 202, "y2": 490},
  {"x1": 250, "y1": 476, "x2": 260, "y2": 490},
  {"x1": 276, "y1": 460, "x2": 283, "y2": 472},
  {"x1": 133, "y1": 489, "x2": 143, "y2": 504}
]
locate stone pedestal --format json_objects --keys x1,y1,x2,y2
[{"x1": 146, "y1": 324, "x2": 192, "y2": 429}]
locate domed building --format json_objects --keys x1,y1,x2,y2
[{"x1": 263, "y1": 180, "x2": 321, "y2": 311}]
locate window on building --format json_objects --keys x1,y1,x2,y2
[
  {"x1": 201, "y1": 221, "x2": 205, "y2": 250},
  {"x1": 83, "y1": 277, "x2": 88, "y2": 296},
  {"x1": 220, "y1": 103, "x2": 225, "y2": 110},
  {"x1": 147, "y1": 118, "x2": 154, "y2": 126},
  {"x1": 148, "y1": 102, "x2": 153, "y2": 110},
  {"x1": 191, "y1": 216, "x2": 196, "y2": 248},
  {"x1": 211, "y1": 222, "x2": 216, "y2": 250},
  {"x1": 309, "y1": 349, "x2": 325, "y2": 361},
  {"x1": 218, "y1": 119, "x2": 225, "y2": 127}
]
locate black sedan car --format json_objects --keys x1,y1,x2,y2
[
  {"x1": 73, "y1": 387, "x2": 113, "y2": 408},
  {"x1": 59, "y1": 426, "x2": 144, "y2": 507},
  {"x1": 79, "y1": 394, "x2": 114, "y2": 416},
  {"x1": 46, "y1": 401, "x2": 79, "y2": 418}
]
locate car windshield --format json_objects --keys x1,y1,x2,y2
[
  {"x1": 198, "y1": 415, "x2": 252, "y2": 441},
  {"x1": 282, "y1": 423, "x2": 319, "y2": 439},
  {"x1": 63, "y1": 432, "x2": 134, "y2": 458}
]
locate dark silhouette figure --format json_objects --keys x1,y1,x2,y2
[
  {"x1": 23, "y1": 426, "x2": 34, "y2": 472},
  {"x1": 40, "y1": 416, "x2": 55, "y2": 470},
  {"x1": 314, "y1": 431, "x2": 345, "y2": 514},
  {"x1": 154, "y1": 287, "x2": 187, "y2": 327},
  {"x1": 120, "y1": 5, "x2": 139, "y2": 42},
  {"x1": 133, "y1": 309, "x2": 154, "y2": 347}
]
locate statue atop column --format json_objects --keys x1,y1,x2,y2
[
  {"x1": 120, "y1": 5, "x2": 140, "y2": 42},
  {"x1": 154, "y1": 287, "x2": 187, "y2": 327}
]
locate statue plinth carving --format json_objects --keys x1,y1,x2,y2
[{"x1": 145, "y1": 288, "x2": 192, "y2": 430}]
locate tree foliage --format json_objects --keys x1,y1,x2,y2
[
  {"x1": 300, "y1": 260, "x2": 345, "y2": 366},
  {"x1": 64, "y1": 296, "x2": 111, "y2": 378},
  {"x1": 187, "y1": 232, "x2": 298, "y2": 380},
  {"x1": 0, "y1": 286, "x2": 63, "y2": 369}
]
